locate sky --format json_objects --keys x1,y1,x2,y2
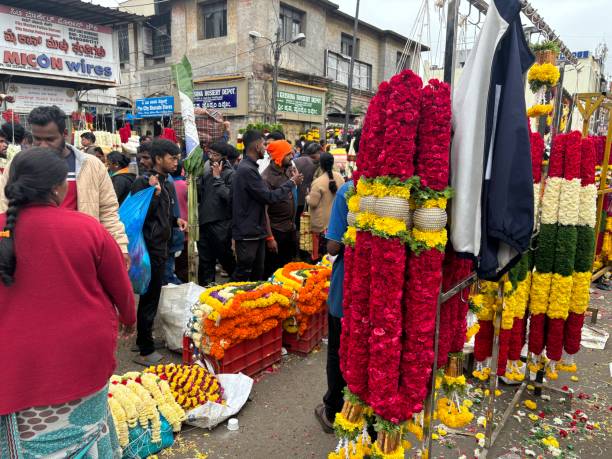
[{"x1": 95, "y1": 0, "x2": 610, "y2": 76}]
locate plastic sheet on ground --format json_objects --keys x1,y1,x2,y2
[
  {"x1": 580, "y1": 324, "x2": 609, "y2": 349},
  {"x1": 185, "y1": 373, "x2": 253, "y2": 430},
  {"x1": 159, "y1": 282, "x2": 205, "y2": 351}
]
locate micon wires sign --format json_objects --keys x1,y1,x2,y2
[{"x1": 0, "y1": 5, "x2": 117, "y2": 84}]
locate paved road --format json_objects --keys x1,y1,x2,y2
[{"x1": 115, "y1": 284, "x2": 610, "y2": 458}]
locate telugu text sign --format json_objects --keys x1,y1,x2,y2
[
  {"x1": 194, "y1": 86, "x2": 238, "y2": 110},
  {"x1": 135, "y1": 96, "x2": 175, "y2": 118},
  {"x1": 0, "y1": 5, "x2": 117, "y2": 84},
  {"x1": 277, "y1": 90, "x2": 323, "y2": 116}
]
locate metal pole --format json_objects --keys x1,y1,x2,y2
[
  {"x1": 343, "y1": 0, "x2": 360, "y2": 141},
  {"x1": 272, "y1": 26, "x2": 281, "y2": 124},
  {"x1": 422, "y1": 278, "x2": 444, "y2": 457},
  {"x1": 551, "y1": 62, "x2": 566, "y2": 138},
  {"x1": 443, "y1": 0, "x2": 460, "y2": 86},
  {"x1": 484, "y1": 278, "x2": 505, "y2": 449}
]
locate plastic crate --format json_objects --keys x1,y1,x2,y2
[
  {"x1": 183, "y1": 325, "x2": 283, "y2": 378},
  {"x1": 283, "y1": 307, "x2": 328, "y2": 355}
]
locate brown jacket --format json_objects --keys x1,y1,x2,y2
[
  {"x1": 0, "y1": 145, "x2": 128, "y2": 253},
  {"x1": 306, "y1": 171, "x2": 344, "y2": 233}
]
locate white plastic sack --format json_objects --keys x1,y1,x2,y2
[
  {"x1": 158, "y1": 282, "x2": 205, "y2": 351},
  {"x1": 185, "y1": 373, "x2": 253, "y2": 430}
]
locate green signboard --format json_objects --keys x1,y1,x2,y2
[{"x1": 277, "y1": 90, "x2": 323, "y2": 116}]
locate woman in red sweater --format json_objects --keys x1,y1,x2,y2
[{"x1": 0, "y1": 148, "x2": 135, "y2": 458}]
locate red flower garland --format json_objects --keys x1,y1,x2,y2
[
  {"x1": 355, "y1": 82, "x2": 392, "y2": 180},
  {"x1": 528, "y1": 313, "x2": 546, "y2": 355},
  {"x1": 580, "y1": 137, "x2": 596, "y2": 186},
  {"x1": 415, "y1": 79, "x2": 452, "y2": 190},
  {"x1": 339, "y1": 245, "x2": 355, "y2": 376},
  {"x1": 530, "y1": 131, "x2": 545, "y2": 183},
  {"x1": 508, "y1": 317, "x2": 525, "y2": 361},
  {"x1": 474, "y1": 320, "x2": 493, "y2": 362},
  {"x1": 563, "y1": 312, "x2": 584, "y2": 355},
  {"x1": 563, "y1": 136, "x2": 597, "y2": 356},
  {"x1": 400, "y1": 249, "x2": 445, "y2": 415},
  {"x1": 378, "y1": 70, "x2": 422, "y2": 180},
  {"x1": 548, "y1": 134, "x2": 567, "y2": 178},
  {"x1": 367, "y1": 237, "x2": 407, "y2": 422},
  {"x1": 497, "y1": 329, "x2": 512, "y2": 376},
  {"x1": 344, "y1": 231, "x2": 373, "y2": 400}
]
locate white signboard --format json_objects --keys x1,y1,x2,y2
[
  {"x1": 0, "y1": 5, "x2": 118, "y2": 85},
  {"x1": 5, "y1": 82, "x2": 77, "y2": 114}
]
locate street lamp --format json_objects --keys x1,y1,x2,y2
[{"x1": 250, "y1": 29, "x2": 306, "y2": 123}]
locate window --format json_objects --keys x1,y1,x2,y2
[
  {"x1": 146, "y1": 14, "x2": 171, "y2": 58},
  {"x1": 326, "y1": 51, "x2": 372, "y2": 91},
  {"x1": 396, "y1": 51, "x2": 411, "y2": 71},
  {"x1": 341, "y1": 33, "x2": 359, "y2": 58},
  {"x1": 118, "y1": 26, "x2": 129, "y2": 63},
  {"x1": 280, "y1": 4, "x2": 305, "y2": 45},
  {"x1": 199, "y1": 1, "x2": 227, "y2": 39}
]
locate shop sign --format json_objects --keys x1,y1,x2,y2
[
  {"x1": 0, "y1": 5, "x2": 117, "y2": 84},
  {"x1": 277, "y1": 90, "x2": 323, "y2": 116},
  {"x1": 5, "y1": 82, "x2": 77, "y2": 113},
  {"x1": 194, "y1": 86, "x2": 238, "y2": 110},
  {"x1": 135, "y1": 96, "x2": 174, "y2": 118}
]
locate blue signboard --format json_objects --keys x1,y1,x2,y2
[
  {"x1": 135, "y1": 96, "x2": 174, "y2": 118},
  {"x1": 194, "y1": 87, "x2": 238, "y2": 110}
]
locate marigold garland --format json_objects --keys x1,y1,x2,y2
[
  {"x1": 527, "y1": 63, "x2": 560, "y2": 92},
  {"x1": 527, "y1": 103, "x2": 554, "y2": 118},
  {"x1": 145, "y1": 364, "x2": 224, "y2": 410}
]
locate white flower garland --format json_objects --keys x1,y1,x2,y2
[
  {"x1": 533, "y1": 183, "x2": 541, "y2": 229},
  {"x1": 540, "y1": 177, "x2": 563, "y2": 225},
  {"x1": 578, "y1": 184, "x2": 597, "y2": 228},
  {"x1": 557, "y1": 179, "x2": 581, "y2": 226}
]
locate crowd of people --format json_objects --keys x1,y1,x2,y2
[{"x1": 0, "y1": 104, "x2": 356, "y2": 455}]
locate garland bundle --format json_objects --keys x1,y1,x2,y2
[
  {"x1": 108, "y1": 372, "x2": 185, "y2": 456},
  {"x1": 528, "y1": 134, "x2": 567, "y2": 362},
  {"x1": 544, "y1": 132, "x2": 581, "y2": 376},
  {"x1": 333, "y1": 72, "x2": 452, "y2": 459},
  {"x1": 561, "y1": 137, "x2": 597, "y2": 371}
]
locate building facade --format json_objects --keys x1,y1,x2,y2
[{"x1": 118, "y1": 0, "x2": 421, "y2": 140}]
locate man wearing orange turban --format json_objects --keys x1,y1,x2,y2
[{"x1": 262, "y1": 140, "x2": 298, "y2": 277}]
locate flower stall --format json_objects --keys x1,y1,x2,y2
[{"x1": 183, "y1": 261, "x2": 332, "y2": 375}]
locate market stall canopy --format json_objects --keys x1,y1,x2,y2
[{"x1": 0, "y1": 0, "x2": 144, "y2": 26}]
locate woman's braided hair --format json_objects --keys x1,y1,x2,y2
[{"x1": 0, "y1": 148, "x2": 68, "y2": 286}]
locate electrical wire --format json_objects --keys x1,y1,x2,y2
[{"x1": 113, "y1": 41, "x2": 270, "y2": 91}]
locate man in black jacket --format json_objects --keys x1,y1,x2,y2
[
  {"x1": 131, "y1": 139, "x2": 187, "y2": 365},
  {"x1": 197, "y1": 142, "x2": 236, "y2": 285},
  {"x1": 231, "y1": 130, "x2": 303, "y2": 281}
]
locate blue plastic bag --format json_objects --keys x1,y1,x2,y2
[{"x1": 119, "y1": 186, "x2": 155, "y2": 294}]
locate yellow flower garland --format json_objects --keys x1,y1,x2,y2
[
  {"x1": 527, "y1": 103, "x2": 554, "y2": 118},
  {"x1": 356, "y1": 212, "x2": 408, "y2": 237},
  {"x1": 569, "y1": 271, "x2": 591, "y2": 314},
  {"x1": 356, "y1": 178, "x2": 411, "y2": 201},
  {"x1": 370, "y1": 441, "x2": 405, "y2": 459},
  {"x1": 422, "y1": 197, "x2": 447, "y2": 209},
  {"x1": 108, "y1": 397, "x2": 129, "y2": 447},
  {"x1": 529, "y1": 272, "x2": 552, "y2": 315},
  {"x1": 348, "y1": 195, "x2": 361, "y2": 213},
  {"x1": 527, "y1": 63, "x2": 560, "y2": 86},
  {"x1": 547, "y1": 274, "x2": 573, "y2": 319},
  {"x1": 412, "y1": 227, "x2": 447, "y2": 249},
  {"x1": 343, "y1": 226, "x2": 357, "y2": 245},
  {"x1": 436, "y1": 398, "x2": 474, "y2": 429}
]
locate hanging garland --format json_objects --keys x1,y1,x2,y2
[
  {"x1": 527, "y1": 63, "x2": 561, "y2": 92},
  {"x1": 561, "y1": 136, "x2": 597, "y2": 371},
  {"x1": 333, "y1": 72, "x2": 452, "y2": 459}
]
